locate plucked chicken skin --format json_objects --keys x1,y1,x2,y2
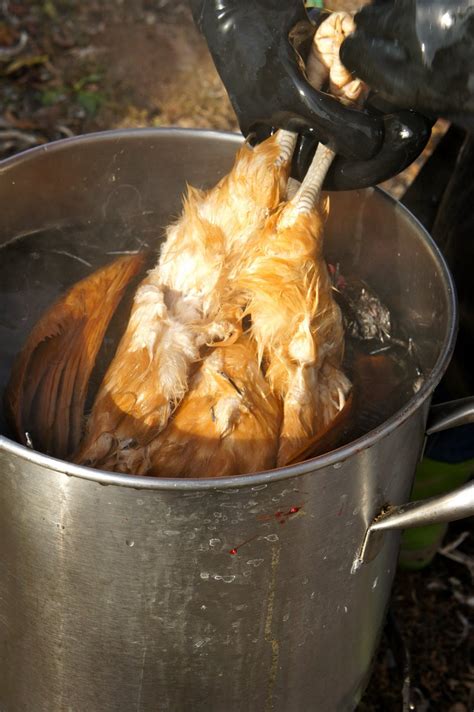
[{"x1": 6, "y1": 12, "x2": 367, "y2": 478}]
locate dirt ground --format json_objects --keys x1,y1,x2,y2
[{"x1": 0, "y1": 1, "x2": 472, "y2": 709}]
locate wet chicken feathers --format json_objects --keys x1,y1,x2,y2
[
  {"x1": 144, "y1": 338, "x2": 282, "y2": 478},
  {"x1": 231, "y1": 200, "x2": 350, "y2": 466},
  {"x1": 5, "y1": 253, "x2": 146, "y2": 459},
  {"x1": 8, "y1": 12, "x2": 363, "y2": 477},
  {"x1": 15, "y1": 131, "x2": 349, "y2": 476},
  {"x1": 75, "y1": 132, "x2": 295, "y2": 472}
]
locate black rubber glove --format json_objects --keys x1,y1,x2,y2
[
  {"x1": 340, "y1": 0, "x2": 474, "y2": 129},
  {"x1": 190, "y1": 0, "x2": 383, "y2": 161},
  {"x1": 293, "y1": 109, "x2": 433, "y2": 190},
  {"x1": 190, "y1": 0, "x2": 433, "y2": 189}
]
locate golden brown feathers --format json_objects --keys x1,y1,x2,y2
[
  {"x1": 4, "y1": 253, "x2": 146, "y2": 459},
  {"x1": 74, "y1": 131, "x2": 296, "y2": 472},
  {"x1": 227, "y1": 173, "x2": 350, "y2": 467},
  {"x1": 143, "y1": 337, "x2": 282, "y2": 478}
]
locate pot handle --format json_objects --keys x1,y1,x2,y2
[
  {"x1": 355, "y1": 397, "x2": 474, "y2": 568},
  {"x1": 426, "y1": 396, "x2": 474, "y2": 435}
]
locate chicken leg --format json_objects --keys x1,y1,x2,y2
[
  {"x1": 146, "y1": 12, "x2": 365, "y2": 476},
  {"x1": 223, "y1": 12, "x2": 364, "y2": 466}
]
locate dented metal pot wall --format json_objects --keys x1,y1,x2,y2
[{"x1": 0, "y1": 130, "x2": 471, "y2": 712}]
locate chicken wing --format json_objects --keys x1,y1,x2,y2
[{"x1": 4, "y1": 253, "x2": 146, "y2": 459}]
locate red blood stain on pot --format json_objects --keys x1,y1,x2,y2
[
  {"x1": 276, "y1": 505, "x2": 302, "y2": 524},
  {"x1": 228, "y1": 534, "x2": 259, "y2": 556},
  {"x1": 258, "y1": 505, "x2": 302, "y2": 524},
  {"x1": 337, "y1": 500, "x2": 347, "y2": 517},
  {"x1": 229, "y1": 506, "x2": 303, "y2": 554}
]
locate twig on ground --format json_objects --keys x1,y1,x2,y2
[
  {"x1": 0, "y1": 30, "x2": 28, "y2": 61},
  {"x1": 439, "y1": 532, "x2": 474, "y2": 581}
]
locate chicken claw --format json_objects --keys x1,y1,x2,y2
[{"x1": 308, "y1": 11, "x2": 369, "y2": 107}]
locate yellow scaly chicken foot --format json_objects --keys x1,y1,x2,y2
[{"x1": 308, "y1": 12, "x2": 368, "y2": 106}]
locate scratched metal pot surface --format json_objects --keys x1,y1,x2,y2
[{"x1": 0, "y1": 130, "x2": 460, "y2": 711}]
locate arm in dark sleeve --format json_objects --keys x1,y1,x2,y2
[{"x1": 340, "y1": 0, "x2": 474, "y2": 129}]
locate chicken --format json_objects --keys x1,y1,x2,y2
[
  {"x1": 139, "y1": 12, "x2": 362, "y2": 474},
  {"x1": 7, "y1": 12, "x2": 366, "y2": 477},
  {"x1": 147, "y1": 139, "x2": 348, "y2": 474},
  {"x1": 74, "y1": 130, "x2": 296, "y2": 472}
]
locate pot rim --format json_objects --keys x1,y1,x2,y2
[{"x1": 0, "y1": 127, "x2": 458, "y2": 490}]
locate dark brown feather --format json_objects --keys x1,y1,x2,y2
[{"x1": 4, "y1": 253, "x2": 146, "y2": 459}]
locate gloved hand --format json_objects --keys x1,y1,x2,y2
[
  {"x1": 190, "y1": 0, "x2": 434, "y2": 189},
  {"x1": 293, "y1": 108, "x2": 433, "y2": 190},
  {"x1": 190, "y1": 0, "x2": 384, "y2": 161},
  {"x1": 340, "y1": 0, "x2": 474, "y2": 128}
]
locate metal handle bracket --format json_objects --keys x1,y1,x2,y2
[{"x1": 353, "y1": 397, "x2": 474, "y2": 570}]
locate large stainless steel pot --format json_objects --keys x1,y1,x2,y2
[{"x1": 0, "y1": 129, "x2": 473, "y2": 712}]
